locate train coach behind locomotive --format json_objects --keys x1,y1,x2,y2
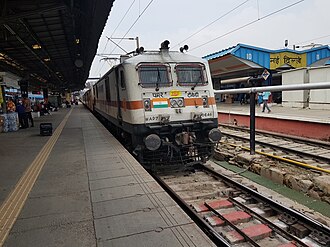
[{"x1": 84, "y1": 40, "x2": 221, "y2": 169}]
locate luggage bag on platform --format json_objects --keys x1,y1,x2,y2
[{"x1": 40, "y1": 123, "x2": 53, "y2": 136}]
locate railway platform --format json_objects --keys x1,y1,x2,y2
[
  {"x1": 217, "y1": 102, "x2": 330, "y2": 141},
  {"x1": 0, "y1": 104, "x2": 215, "y2": 247}
]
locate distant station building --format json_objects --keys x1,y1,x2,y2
[{"x1": 203, "y1": 44, "x2": 330, "y2": 106}]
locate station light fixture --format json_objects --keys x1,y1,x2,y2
[
  {"x1": 75, "y1": 38, "x2": 80, "y2": 44},
  {"x1": 32, "y1": 44, "x2": 42, "y2": 50}
]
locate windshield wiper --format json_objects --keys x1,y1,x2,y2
[
  {"x1": 191, "y1": 73, "x2": 203, "y2": 90},
  {"x1": 156, "y1": 68, "x2": 161, "y2": 91}
]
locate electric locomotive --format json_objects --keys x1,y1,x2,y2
[{"x1": 83, "y1": 40, "x2": 221, "y2": 169}]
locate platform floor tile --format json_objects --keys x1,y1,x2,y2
[
  {"x1": 81, "y1": 112, "x2": 215, "y2": 246},
  {"x1": 3, "y1": 107, "x2": 96, "y2": 247},
  {"x1": 91, "y1": 183, "x2": 145, "y2": 202},
  {"x1": 89, "y1": 174, "x2": 138, "y2": 190},
  {"x1": 98, "y1": 225, "x2": 210, "y2": 247}
]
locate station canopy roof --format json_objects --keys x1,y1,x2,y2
[
  {"x1": 203, "y1": 44, "x2": 268, "y2": 80},
  {"x1": 206, "y1": 54, "x2": 263, "y2": 80},
  {"x1": 0, "y1": 0, "x2": 115, "y2": 91},
  {"x1": 203, "y1": 43, "x2": 330, "y2": 80}
]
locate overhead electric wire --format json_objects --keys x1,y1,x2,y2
[
  {"x1": 295, "y1": 34, "x2": 330, "y2": 46},
  {"x1": 110, "y1": 0, "x2": 137, "y2": 39},
  {"x1": 107, "y1": 37, "x2": 128, "y2": 53},
  {"x1": 191, "y1": 0, "x2": 305, "y2": 51},
  {"x1": 97, "y1": 0, "x2": 154, "y2": 77},
  {"x1": 108, "y1": 0, "x2": 155, "y2": 56},
  {"x1": 173, "y1": 0, "x2": 250, "y2": 48},
  {"x1": 95, "y1": 0, "x2": 136, "y2": 76},
  {"x1": 102, "y1": 0, "x2": 136, "y2": 54},
  {"x1": 95, "y1": 40, "x2": 110, "y2": 76}
]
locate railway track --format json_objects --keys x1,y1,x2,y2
[
  {"x1": 219, "y1": 124, "x2": 330, "y2": 172},
  {"x1": 153, "y1": 163, "x2": 330, "y2": 247}
]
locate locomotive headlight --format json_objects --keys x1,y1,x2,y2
[
  {"x1": 144, "y1": 134, "x2": 161, "y2": 151},
  {"x1": 202, "y1": 96, "x2": 209, "y2": 108},
  {"x1": 143, "y1": 98, "x2": 151, "y2": 111},
  {"x1": 208, "y1": 128, "x2": 222, "y2": 143},
  {"x1": 177, "y1": 98, "x2": 184, "y2": 107},
  {"x1": 170, "y1": 97, "x2": 184, "y2": 108}
]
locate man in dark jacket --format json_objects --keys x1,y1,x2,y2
[{"x1": 17, "y1": 100, "x2": 28, "y2": 129}]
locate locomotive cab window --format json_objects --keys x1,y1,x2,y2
[
  {"x1": 120, "y1": 70, "x2": 126, "y2": 90},
  {"x1": 105, "y1": 77, "x2": 111, "y2": 101},
  {"x1": 94, "y1": 85, "x2": 98, "y2": 98},
  {"x1": 138, "y1": 64, "x2": 170, "y2": 88},
  {"x1": 176, "y1": 63, "x2": 207, "y2": 86}
]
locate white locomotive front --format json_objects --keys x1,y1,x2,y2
[{"x1": 89, "y1": 41, "x2": 221, "y2": 169}]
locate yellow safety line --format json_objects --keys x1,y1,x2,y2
[
  {"x1": 0, "y1": 109, "x2": 73, "y2": 246},
  {"x1": 220, "y1": 141, "x2": 330, "y2": 175}
]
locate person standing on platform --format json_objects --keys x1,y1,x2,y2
[
  {"x1": 262, "y1": 91, "x2": 271, "y2": 113},
  {"x1": 6, "y1": 98, "x2": 16, "y2": 112},
  {"x1": 23, "y1": 96, "x2": 34, "y2": 127},
  {"x1": 16, "y1": 100, "x2": 27, "y2": 129},
  {"x1": 257, "y1": 92, "x2": 263, "y2": 106}
]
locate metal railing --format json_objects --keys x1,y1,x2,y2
[{"x1": 214, "y1": 81, "x2": 330, "y2": 154}]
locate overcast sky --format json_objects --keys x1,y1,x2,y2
[{"x1": 88, "y1": 0, "x2": 330, "y2": 79}]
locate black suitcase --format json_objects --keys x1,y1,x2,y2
[{"x1": 40, "y1": 123, "x2": 53, "y2": 136}]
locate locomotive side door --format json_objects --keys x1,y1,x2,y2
[{"x1": 115, "y1": 68, "x2": 123, "y2": 125}]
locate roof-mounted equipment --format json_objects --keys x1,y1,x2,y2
[
  {"x1": 160, "y1": 40, "x2": 170, "y2": 51},
  {"x1": 136, "y1": 47, "x2": 145, "y2": 54},
  {"x1": 179, "y1": 45, "x2": 189, "y2": 53}
]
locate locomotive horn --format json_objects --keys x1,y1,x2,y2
[
  {"x1": 160, "y1": 40, "x2": 170, "y2": 50},
  {"x1": 179, "y1": 45, "x2": 189, "y2": 53},
  {"x1": 135, "y1": 46, "x2": 144, "y2": 54}
]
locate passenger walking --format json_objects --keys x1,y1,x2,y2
[
  {"x1": 24, "y1": 97, "x2": 34, "y2": 127},
  {"x1": 262, "y1": 91, "x2": 271, "y2": 113},
  {"x1": 16, "y1": 100, "x2": 28, "y2": 129},
  {"x1": 40, "y1": 101, "x2": 51, "y2": 115},
  {"x1": 238, "y1": 83, "x2": 246, "y2": 105}
]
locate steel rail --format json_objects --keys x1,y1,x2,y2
[
  {"x1": 221, "y1": 129, "x2": 330, "y2": 163},
  {"x1": 196, "y1": 164, "x2": 330, "y2": 239},
  {"x1": 219, "y1": 124, "x2": 330, "y2": 149},
  {"x1": 151, "y1": 173, "x2": 231, "y2": 247},
  {"x1": 229, "y1": 197, "x2": 308, "y2": 247},
  {"x1": 220, "y1": 131, "x2": 330, "y2": 174},
  {"x1": 223, "y1": 141, "x2": 330, "y2": 175},
  {"x1": 215, "y1": 81, "x2": 330, "y2": 155},
  {"x1": 204, "y1": 202, "x2": 260, "y2": 247}
]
